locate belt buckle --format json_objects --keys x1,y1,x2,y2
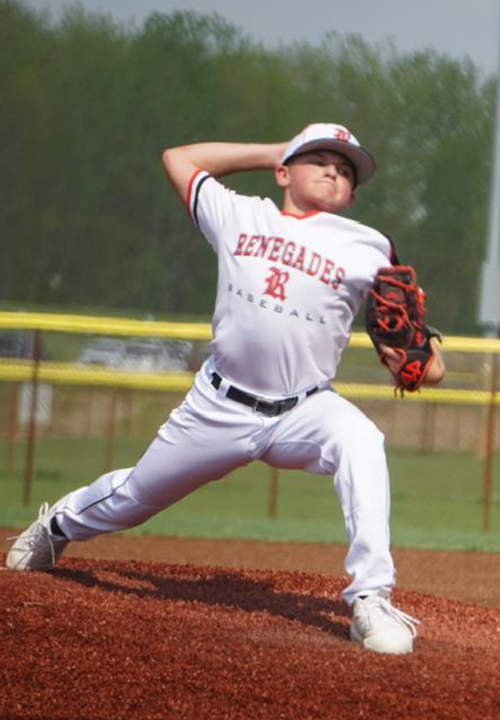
[
  {"x1": 252, "y1": 395, "x2": 298, "y2": 417},
  {"x1": 251, "y1": 397, "x2": 261, "y2": 413},
  {"x1": 257, "y1": 397, "x2": 298, "y2": 416},
  {"x1": 252, "y1": 396, "x2": 275, "y2": 415}
]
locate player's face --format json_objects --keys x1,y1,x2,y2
[{"x1": 276, "y1": 150, "x2": 356, "y2": 215}]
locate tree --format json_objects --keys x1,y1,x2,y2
[{"x1": 0, "y1": 2, "x2": 495, "y2": 331}]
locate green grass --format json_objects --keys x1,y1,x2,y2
[
  {"x1": 388, "y1": 451, "x2": 500, "y2": 548},
  {"x1": 1, "y1": 438, "x2": 499, "y2": 551}
]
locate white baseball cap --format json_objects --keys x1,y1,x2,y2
[{"x1": 280, "y1": 123, "x2": 376, "y2": 186}]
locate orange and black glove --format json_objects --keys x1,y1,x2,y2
[{"x1": 365, "y1": 265, "x2": 441, "y2": 392}]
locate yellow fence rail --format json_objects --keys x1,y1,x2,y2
[
  {"x1": 1, "y1": 310, "x2": 500, "y2": 351},
  {"x1": 0, "y1": 359, "x2": 499, "y2": 405},
  {"x1": 0, "y1": 312, "x2": 498, "y2": 403},
  {"x1": 0, "y1": 311, "x2": 212, "y2": 340}
]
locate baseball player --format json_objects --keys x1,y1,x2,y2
[{"x1": 7, "y1": 123, "x2": 445, "y2": 654}]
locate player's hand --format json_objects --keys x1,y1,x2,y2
[
  {"x1": 379, "y1": 344, "x2": 401, "y2": 376},
  {"x1": 274, "y1": 142, "x2": 290, "y2": 167},
  {"x1": 379, "y1": 342, "x2": 445, "y2": 385},
  {"x1": 422, "y1": 338, "x2": 445, "y2": 384}
]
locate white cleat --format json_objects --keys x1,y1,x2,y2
[
  {"x1": 6, "y1": 502, "x2": 69, "y2": 571},
  {"x1": 350, "y1": 591, "x2": 419, "y2": 654}
]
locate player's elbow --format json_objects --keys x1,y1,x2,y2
[
  {"x1": 162, "y1": 146, "x2": 192, "y2": 175},
  {"x1": 162, "y1": 147, "x2": 178, "y2": 175},
  {"x1": 162, "y1": 147, "x2": 197, "y2": 201}
]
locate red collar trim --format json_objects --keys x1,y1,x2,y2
[{"x1": 281, "y1": 209, "x2": 322, "y2": 219}]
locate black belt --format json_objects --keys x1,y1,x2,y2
[{"x1": 211, "y1": 372, "x2": 319, "y2": 417}]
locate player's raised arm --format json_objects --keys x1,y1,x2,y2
[{"x1": 162, "y1": 141, "x2": 287, "y2": 204}]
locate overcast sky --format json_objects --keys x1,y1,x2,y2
[{"x1": 25, "y1": 0, "x2": 500, "y2": 77}]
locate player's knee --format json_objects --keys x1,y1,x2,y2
[
  {"x1": 364, "y1": 419, "x2": 385, "y2": 448},
  {"x1": 341, "y1": 416, "x2": 385, "y2": 453},
  {"x1": 321, "y1": 416, "x2": 385, "y2": 474}
]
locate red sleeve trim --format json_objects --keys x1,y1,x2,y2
[{"x1": 185, "y1": 168, "x2": 204, "y2": 219}]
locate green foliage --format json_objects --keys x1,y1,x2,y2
[{"x1": 0, "y1": 1, "x2": 496, "y2": 332}]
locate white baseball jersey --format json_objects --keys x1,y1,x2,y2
[{"x1": 187, "y1": 170, "x2": 393, "y2": 398}]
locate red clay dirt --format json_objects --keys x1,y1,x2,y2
[{"x1": 1, "y1": 534, "x2": 500, "y2": 720}]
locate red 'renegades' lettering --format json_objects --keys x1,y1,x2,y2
[
  {"x1": 234, "y1": 233, "x2": 248, "y2": 255},
  {"x1": 233, "y1": 232, "x2": 345, "y2": 291}
]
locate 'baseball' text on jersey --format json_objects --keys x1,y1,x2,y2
[
  {"x1": 234, "y1": 233, "x2": 345, "y2": 291},
  {"x1": 227, "y1": 283, "x2": 328, "y2": 326}
]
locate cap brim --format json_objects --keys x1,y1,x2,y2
[{"x1": 284, "y1": 139, "x2": 376, "y2": 185}]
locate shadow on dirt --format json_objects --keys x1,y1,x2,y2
[{"x1": 54, "y1": 560, "x2": 350, "y2": 639}]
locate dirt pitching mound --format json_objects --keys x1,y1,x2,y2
[{"x1": 1, "y1": 556, "x2": 500, "y2": 720}]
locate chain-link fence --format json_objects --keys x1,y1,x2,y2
[{"x1": 0, "y1": 312, "x2": 499, "y2": 530}]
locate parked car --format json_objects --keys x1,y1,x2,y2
[
  {"x1": 78, "y1": 338, "x2": 126, "y2": 367},
  {"x1": 120, "y1": 339, "x2": 193, "y2": 372},
  {"x1": 77, "y1": 337, "x2": 201, "y2": 372},
  {"x1": 0, "y1": 331, "x2": 50, "y2": 360},
  {"x1": 161, "y1": 340, "x2": 195, "y2": 371}
]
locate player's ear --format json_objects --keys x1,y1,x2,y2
[{"x1": 274, "y1": 164, "x2": 290, "y2": 188}]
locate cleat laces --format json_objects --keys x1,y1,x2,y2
[{"x1": 369, "y1": 595, "x2": 420, "y2": 638}]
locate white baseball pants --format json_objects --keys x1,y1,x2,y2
[{"x1": 54, "y1": 360, "x2": 395, "y2": 604}]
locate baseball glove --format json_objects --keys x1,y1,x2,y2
[{"x1": 365, "y1": 265, "x2": 441, "y2": 393}]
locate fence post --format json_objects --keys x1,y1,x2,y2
[
  {"x1": 419, "y1": 402, "x2": 437, "y2": 454},
  {"x1": 23, "y1": 329, "x2": 42, "y2": 506},
  {"x1": 104, "y1": 387, "x2": 118, "y2": 473},
  {"x1": 5, "y1": 382, "x2": 19, "y2": 475},
  {"x1": 189, "y1": 341, "x2": 202, "y2": 371},
  {"x1": 483, "y1": 353, "x2": 498, "y2": 531},
  {"x1": 123, "y1": 390, "x2": 133, "y2": 436}
]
